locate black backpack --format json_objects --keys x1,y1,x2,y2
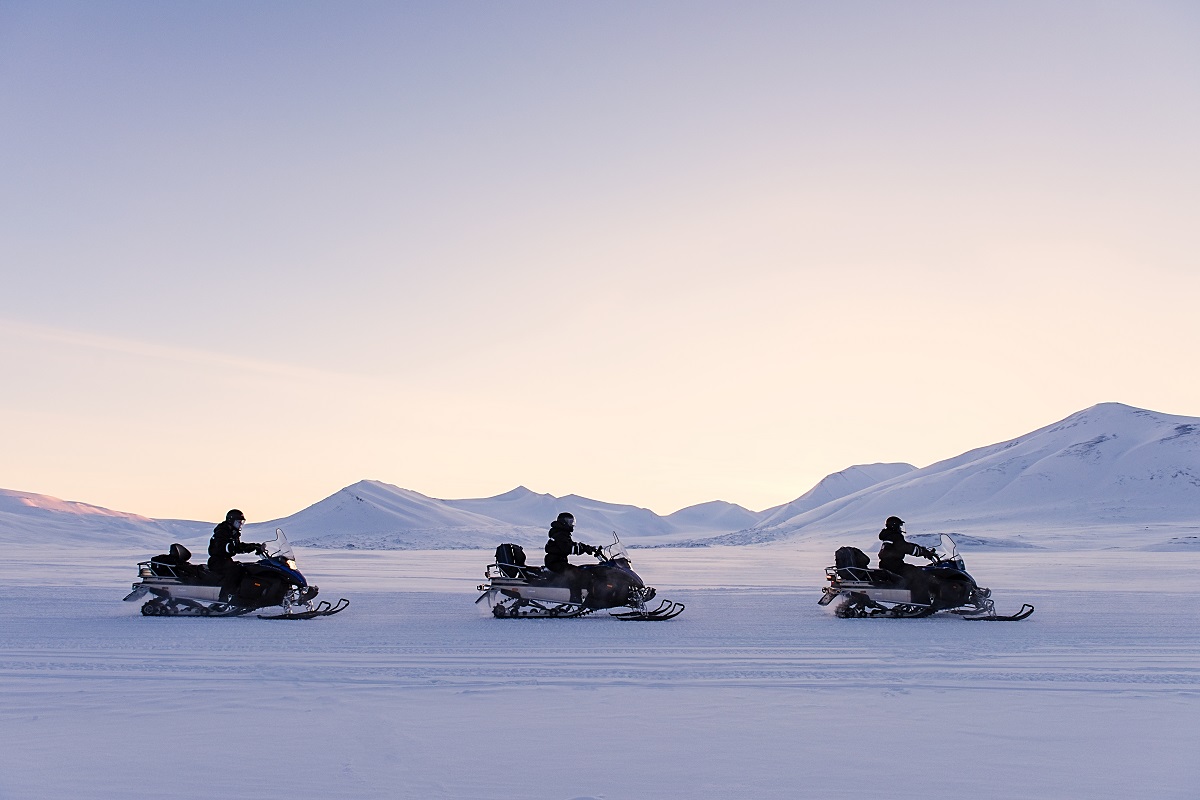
[
  {"x1": 495, "y1": 543, "x2": 527, "y2": 577},
  {"x1": 835, "y1": 546, "x2": 870, "y2": 570}
]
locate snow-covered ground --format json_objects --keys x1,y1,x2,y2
[{"x1": 1, "y1": 543, "x2": 1197, "y2": 799}]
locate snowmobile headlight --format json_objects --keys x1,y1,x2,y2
[{"x1": 285, "y1": 559, "x2": 297, "y2": 570}]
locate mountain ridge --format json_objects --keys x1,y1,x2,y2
[
  {"x1": 715, "y1": 402, "x2": 1200, "y2": 548},
  {"x1": 1, "y1": 402, "x2": 1196, "y2": 550}
]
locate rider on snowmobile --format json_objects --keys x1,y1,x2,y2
[
  {"x1": 207, "y1": 509, "x2": 263, "y2": 576},
  {"x1": 544, "y1": 512, "x2": 599, "y2": 604},
  {"x1": 877, "y1": 516, "x2": 937, "y2": 605}
]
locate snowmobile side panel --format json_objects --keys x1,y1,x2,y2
[
  {"x1": 145, "y1": 583, "x2": 223, "y2": 602},
  {"x1": 854, "y1": 588, "x2": 912, "y2": 604}
]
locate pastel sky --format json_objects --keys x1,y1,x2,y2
[{"x1": 2, "y1": 2, "x2": 1198, "y2": 522}]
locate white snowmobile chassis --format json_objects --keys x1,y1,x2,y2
[
  {"x1": 477, "y1": 566, "x2": 684, "y2": 621},
  {"x1": 820, "y1": 568, "x2": 1034, "y2": 621},
  {"x1": 124, "y1": 562, "x2": 349, "y2": 620}
]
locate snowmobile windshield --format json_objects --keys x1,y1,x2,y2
[
  {"x1": 938, "y1": 533, "x2": 959, "y2": 560},
  {"x1": 598, "y1": 534, "x2": 630, "y2": 564},
  {"x1": 261, "y1": 528, "x2": 297, "y2": 563}
]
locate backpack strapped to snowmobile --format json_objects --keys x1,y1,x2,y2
[
  {"x1": 834, "y1": 546, "x2": 871, "y2": 579},
  {"x1": 495, "y1": 543, "x2": 529, "y2": 578},
  {"x1": 147, "y1": 544, "x2": 216, "y2": 583}
]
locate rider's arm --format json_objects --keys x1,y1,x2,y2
[{"x1": 234, "y1": 538, "x2": 261, "y2": 555}]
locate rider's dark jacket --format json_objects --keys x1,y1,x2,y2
[
  {"x1": 878, "y1": 530, "x2": 928, "y2": 574},
  {"x1": 544, "y1": 520, "x2": 591, "y2": 572},
  {"x1": 207, "y1": 521, "x2": 258, "y2": 573}
]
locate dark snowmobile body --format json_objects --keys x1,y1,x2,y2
[
  {"x1": 123, "y1": 528, "x2": 348, "y2": 619},
  {"x1": 477, "y1": 535, "x2": 684, "y2": 621},
  {"x1": 818, "y1": 533, "x2": 1033, "y2": 621}
]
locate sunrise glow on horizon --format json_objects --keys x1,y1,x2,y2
[{"x1": 2, "y1": 2, "x2": 1198, "y2": 521}]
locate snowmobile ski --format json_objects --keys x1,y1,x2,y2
[
  {"x1": 957, "y1": 603, "x2": 1035, "y2": 622},
  {"x1": 258, "y1": 598, "x2": 350, "y2": 620},
  {"x1": 610, "y1": 599, "x2": 686, "y2": 621}
]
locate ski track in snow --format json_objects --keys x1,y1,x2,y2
[{"x1": 0, "y1": 548, "x2": 1198, "y2": 799}]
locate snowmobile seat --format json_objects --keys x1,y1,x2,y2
[
  {"x1": 187, "y1": 565, "x2": 223, "y2": 586},
  {"x1": 871, "y1": 569, "x2": 906, "y2": 587},
  {"x1": 524, "y1": 567, "x2": 556, "y2": 585}
]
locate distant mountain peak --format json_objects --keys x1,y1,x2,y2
[
  {"x1": 1089, "y1": 401, "x2": 1141, "y2": 412},
  {"x1": 346, "y1": 478, "x2": 398, "y2": 492},
  {"x1": 1067, "y1": 402, "x2": 1160, "y2": 423},
  {"x1": 754, "y1": 462, "x2": 916, "y2": 529},
  {"x1": 677, "y1": 500, "x2": 750, "y2": 512},
  {"x1": 488, "y1": 486, "x2": 551, "y2": 501}
]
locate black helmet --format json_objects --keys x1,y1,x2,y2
[
  {"x1": 556, "y1": 512, "x2": 575, "y2": 528},
  {"x1": 226, "y1": 509, "x2": 246, "y2": 523},
  {"x1": 885, "y1": 516, "x2": 904, "y2": 529}
]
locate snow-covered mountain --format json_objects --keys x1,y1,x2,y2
[
  {"x1": 729, "y1": 403, "x2": 1200, "y2": 548},
  {"x1": 280, "y1": 468, "x2": 916, "y2": 549},
  {"x1": 265, "y1": 480, "x2": 531, "y2": 549},
  {"x1": 756, "y1": 463, "x2": 916, "y2": 528},
  {"x1": 2, "y1": 403, "x2": 1196, "y2": 550},
  {"x1": 442, "y1": 486, "x2": 679, "y2": 537},
  {"x1": 665, "y1": 500, "x2": 764, "y2": 533},
  {"x1": 281, "y1": 481, "x2": 738, "y2": 549},
  {"x1": 0, "y1": 488, "x2": 206, "y2": 547}
]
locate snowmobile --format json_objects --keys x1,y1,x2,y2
[
  {"x1": 476, "y1": 534, "x2": 684, "y2": 621},
  {"x1": 123, "y1": 528, "x2": 349, "y2": 619},
  {"x1": 818, "y1": 533, "x2": 1034, "y2": 621}
]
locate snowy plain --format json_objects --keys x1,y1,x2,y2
[{"x1": 1, "y1": 543, "x2": 1197, "y2": 800}]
